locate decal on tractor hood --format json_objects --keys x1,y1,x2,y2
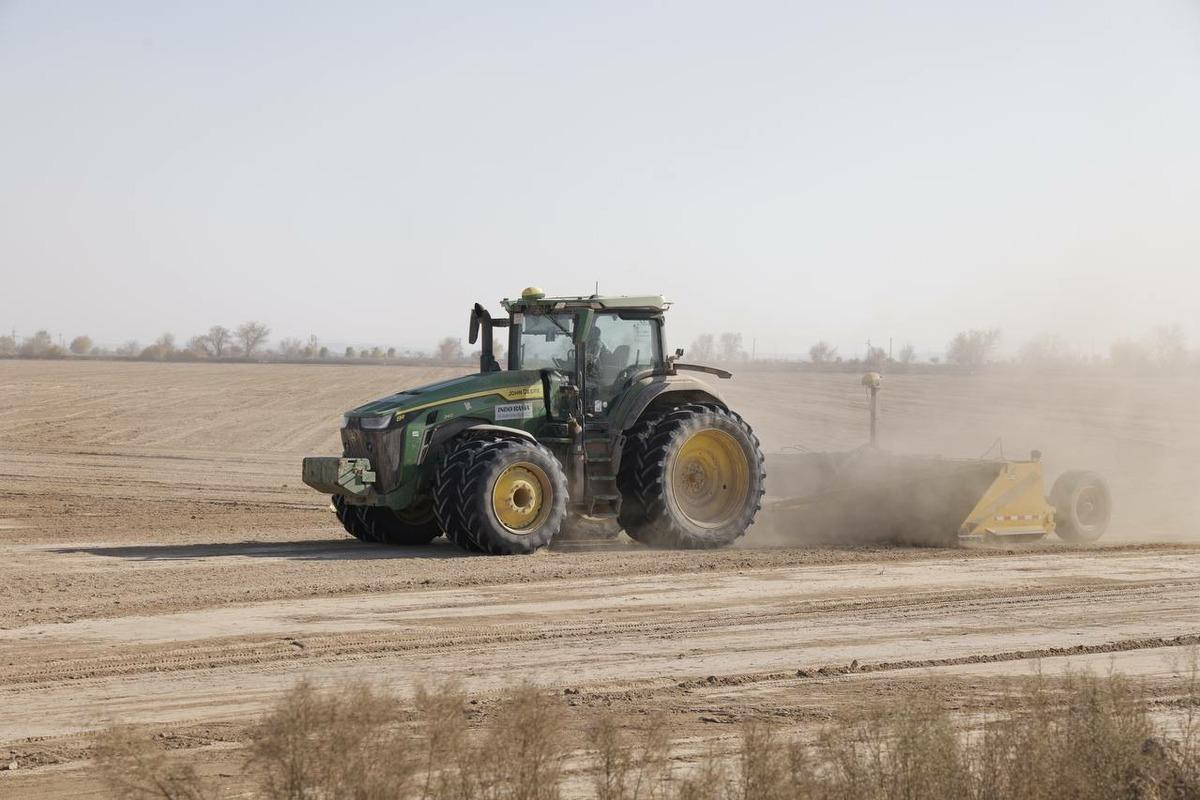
[
  {"x1": 495, "y1": 402, "x2": 534, "y2": 421},
  {"x1": 499, "y1": 384, "x2": 542, "y2": 401}
]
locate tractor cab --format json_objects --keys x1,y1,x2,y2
[{"x1": 471, "y1": 287, "x2": 671, "y2": 420}]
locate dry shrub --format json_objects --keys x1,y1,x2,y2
[
  {"x1": 413, "y1": 681, "x2": 475, "y2": 800},
  {"x1": 249, "y1": 680, "x2": 414, "y2": 800},
  {"x1": 92, "y1": 671, "x2": 1200, "y2": 800},
  {"x1": 664, "y1": 671, "x2": 1199, "y2": 800},
  {"x1": 974, "y1": 671, "x2": 1200, "y2": 800},
  {"x1": 817, "y1": 695, "x2": 969, "y2": 800},
  {"x1": 93, "y1": 726, "x2": 217, "y2": 800},
  {"x1": 736, "y1": 720, "x2": 814, "y2": 800},
  {"x1": 413, "y1": 681, "x2": 570, "y2": 800},
  {"x1": 669, "y1": 747, "x2": 730, "y2": 800},
  {"x1": 475, "y1": 684, "x2": 569, "y2": 800},
  {"x1": 743, "y1": 671, "x2": 1200, "y2": 800},
  {"x1": 587, "y1": 713, "x2": 672, "y2": 800}
]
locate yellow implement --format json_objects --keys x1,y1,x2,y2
[
  {"x1": 958, "y1": 460, "x2": 1055, "y2": 540},
  {"x1": 761, "y1": 374, "x2": 1111, "y2": 546}
]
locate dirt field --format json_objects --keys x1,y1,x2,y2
[{"x1": 2, "y1": 360, "x2": 1199, "y2": 796}]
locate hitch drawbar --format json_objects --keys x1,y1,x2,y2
[{"x1": 302, "y1": 457, "x2": 376, "y2": 498}]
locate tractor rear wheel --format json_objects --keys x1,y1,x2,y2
[
  {"x1": 433, "y1": 437, "x2": 568, "y2": 554},
  {"x1": 618, "y1": 404, "x2": 765, "y2": 549},
  {"x1": 1050, "y1": 470, "x2": 1112, "y2": 542},
  {"x1": 332, "y1": 495, "x2": 441, "y2": 545}
]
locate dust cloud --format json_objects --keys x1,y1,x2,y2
[{"x1": 728, "y1": 368, "x2": 1200, "y2": 547}]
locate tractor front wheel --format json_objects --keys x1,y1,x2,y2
[
  {"x1": 332, "y1": 495, "x2": 442, "y2": 545},
  {"x1": 433, "y1": 437, "x2": 568, "y2": 554},
  {"x1": 618, "y1": 405, "x2": 765, "y2": 549}
]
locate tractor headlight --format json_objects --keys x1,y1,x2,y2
[{"x1": 359, "y1": 415, "x2": 392, "y2": 430}]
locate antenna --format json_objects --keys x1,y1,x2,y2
[{"x1": 594, "y1": 280, "x2": 599, "y2": 296}]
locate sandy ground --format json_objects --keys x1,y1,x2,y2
[{"x1": 2, "y1": 360, "x2": 1199, "y2": 796}]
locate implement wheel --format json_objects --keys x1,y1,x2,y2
[
  {"x1": 1051, "y1": 470, "x2": 1112, "y2": 543},
  {"x1": 433, "y1": 437, "x2": 567, "y2": 554},
  {"x1": 332, "y1": 495, "x2": 441, "y2": 545},
  {"x1": 618, "y1": 404, "x2": 765, "y2": 549}
]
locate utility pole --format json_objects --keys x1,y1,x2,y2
[{"x1": 751, "y1": 338, "x2": 756, "y2": 361}]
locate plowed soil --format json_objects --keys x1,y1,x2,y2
[{"x1": 2, "y1": 360, "x2": 1198, "y2": 797}]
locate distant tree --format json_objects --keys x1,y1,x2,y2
[
  {"x1": 929, "y1": 355, "x2": 940, "y2": 365},
  {"x1": 226, "y1": 344, "x2": 244, "y2": 358},
  {"x1": 69, "y1": 335, "x2": 93, "y2": 355},
  {"x1": 946, "y1": 329, "x2": 1001, "y2": 370},
  {"x1": 236, "y1": 321, "x2": 270, "y2": 358},
  {"x1": 303, "y1": 335, "x2": 320, "y2": 358},
  {"x1": 865, "y1": 345, "x2": 888, "y2": 368},
  {"x1": 690, "y1": 333, "x2": 716, "y2": 362},
  {"x1": 436, "y1": 337, "x2": 464, "y2": 361},
  {"x1": 206, "y1": 326, "x2": 231, "y2": 358},
  {"x1": 386, "y1": 347, "x2": 396, "y2": 359},
  {"x1": 0, "y1": 335, "x2": 15, "y2": 356},
  {"x1": 155, "y1": 332, "x2": 176, "y2": 354},
  {"x1": 318, "y1": 346, "x2": 329, "y2": 359},
  {"x1": 277, "y1": 337, "x2": 304, "y2": 359},
  {"x1": 368, "y1": 346, "x2": 382, "y2": 359},
  {"x1": 138, "y1": 344, "x2": 168, "y2": 361},
  {"x1": 897, "y1": 343, "x2": 917, "y2": 365},
  {"x1": 493, "y1": 339, "x2": 505, "y2": 362},
  {"x1": 1150, "y1": 324, "x2": 1187, "y2": 368},
  {"x1": 1110, "y1": 339, "x2": 1152, "y2": 372},
  {"x1": 344, "y1": 346, "x2": 356, "y2": 359},
  {"x1": 718, "y1": 332, "x2": 744, "y2": 362},
  {"x1": 116, "y1": 340, "x2": 140, "y2": 357},
  {"x1": 1019, "y1": 334, "x2": 1071, "y2": 368},
  {"x1": 19, "y1": 330, "x2": 55, "y2": 357},
  {"x1": 185, "y1": 335, "x2": 211, "y2": 357},
  {"x1": 808, "y1": 340, "x2": 837, "y2": 365}
]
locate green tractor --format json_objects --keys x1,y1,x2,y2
[{"x1": 301, "y1": 288, "x2": 766, "y2": 555}]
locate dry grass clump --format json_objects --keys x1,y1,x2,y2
[
  {"x1": 93, "y1": 725, "x2": 218, "y2": 800},
  {"x1": 248, "y1": 680, "x2": 567, "y2": 800},
  {"x1": 249, "y1": 681, "x2": 413, "y2": 799},
  {"x1": 587, "y1": 713, "x2": 672, "y2": 800},
  {"x1": 94, "y1": 670, "x2": 1200, "y2": 800}
]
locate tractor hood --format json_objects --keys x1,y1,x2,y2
[{"x1": 346, "y1": 371, "x2": 546, "y2": 421}]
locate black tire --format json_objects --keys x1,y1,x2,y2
[
  {"x1": 432, "y1": 437, "x2": 568, "y2": 555},
  {"x1": 332, "y1": 495, "x2": 441, "y2": 545},
  {"x1": 1050, "y1": 470, "x2": 1112, "y2": 543},
  {"x1": 618, "y1": 404, "x2": 765, "y2": 549}
]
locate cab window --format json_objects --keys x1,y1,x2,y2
[
  {"x1": 585, "y1": 313, "x2": 662, "y2": 413},
  {"x1": 514, "y1": 312, "x2": 575, "y2": 371}
]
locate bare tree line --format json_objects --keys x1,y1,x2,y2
[
  {"x1": 0, "y1": 322, "x2": 477, "y2": 365},
  {"x1": 1, "y1": 321, "x2": 1192, "y2": 373},
  {"x1": 682, "y1": 324, "x2": 1194, "y2": 372}
]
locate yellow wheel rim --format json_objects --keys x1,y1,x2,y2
[
  {"x1": 491, "y1": 461, "x2": 552, "y2": 533},
  {"x1": 669, "y1": 429, "x2": 750, "y2": 528}
]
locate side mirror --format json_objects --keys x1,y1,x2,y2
[
  {"x1": 669, "y1": 347, "x2": 684, "y2": 363},
  {"x1": 468, "y1": 308, "x2": 481, "y2": 345}
]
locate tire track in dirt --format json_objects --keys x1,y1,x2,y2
[{"x1": 5, "y1": 578, "x2": 1200, "y2": 686}]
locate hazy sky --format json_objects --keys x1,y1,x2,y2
[{"x1": 2, "y1": 1, "x2": 1198, "y2": 358}]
